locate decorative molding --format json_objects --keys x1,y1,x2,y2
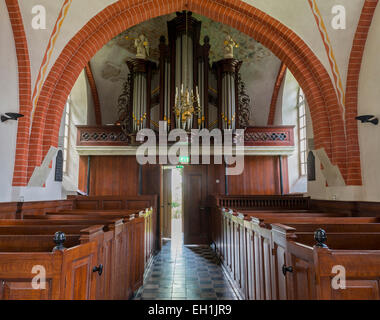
[
  {"x1": 308, "y1": 0, "x2": 345, "y2": 109},
  {"x1": 118, "y1": 73, "x2": 133, "y2": 134},
  {"x1": 76, "y1": 145, "x2": 295, "y2": 157},
  {"x1": 31, "y1": 0, "x2": 73, "y2": 121},
  {"x1": 237, "y1": 74, "x2": 251, "y2": 128},
  {"x1": 244, "y1": 126, "x2": 295, "y2": 147},
  {"x1": 77, "y1": 125, "x2": 295, "y2": 149},
  {"x1": 77, "y1": 126, "x2": 128, "y2": 146}
]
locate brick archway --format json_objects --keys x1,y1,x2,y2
[
  {"x1": 6, "y1": 0, "x2": 32, "y2": 187},
  {"x1": 22, "y1": 0, "x2": 351, "y2": 185}
]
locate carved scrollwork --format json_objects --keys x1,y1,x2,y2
[
  {"x1": 118, "y1": 73, "x2": 133, "y2": 135},
  {"x1": 237, "y1": 73, "x2": 251, "y2": 128}
]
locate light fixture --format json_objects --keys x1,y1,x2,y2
[
  {"x1": 1, "y1": 113, "x2": 24, "y2": 122},
  {"x1": 355, "y1": 115, "x2": 378, "y2": 125}
]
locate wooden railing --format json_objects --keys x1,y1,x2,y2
[
  {"x1": 244, "y1": 126, "x2": 295, "y2": 146},
  {"x1": 77, "y1": 125, "x2": 129, "y2": 146},
  {"x1": 76, "y1": 125, "x2": 295, "y2": 147},
  {"x1": 213, "y1": 195, "x2": 310, "y2": 210}
]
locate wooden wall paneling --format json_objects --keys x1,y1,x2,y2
[
  {"x1": 281, "y1": 157, "x2": 289, "y2": 194},
  {"x1": 20, "y1": 200, "x2": 73, "y2": 217},
  {"x1": 87, "y1": 156, "x2": 139, "y2": 196},
  {"x1": 142, "y1": 164, "x2": 161, "y2": 195},
  {"x1": 0, "y1": 203, "x2": 19, "y2": 219},
  {"x1": 61, "y1": 241, "x2": 98, "y2": 300},
  {"x1": 285, "y1": 241, "x2": 317, "y2": 300},
  {"x1": 227, "y1": 157, "x2": 285, "y2": 195},
  {"x1": 206, "y1": 162, "x2": 225, "y2": 196},
  {"x1": 78, "y1": 156, "x2": 89, "y2": 194},
  {"x1": 314, "y1": 248, "x2": 380, "y2": 300}
]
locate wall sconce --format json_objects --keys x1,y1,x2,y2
[
  {"x1": 1, "y1": 113, "x2": 24, "y2": 122},
  {"x1": 355, "y1": 115, "x2": 378, "y2": 125}
]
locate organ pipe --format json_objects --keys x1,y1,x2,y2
[
  {"x1": 126, "y1": 59, "x2": 156, "y2": 134},
  {"x1": 213, "y1": 59, "x2": 242, "y2": 130}
]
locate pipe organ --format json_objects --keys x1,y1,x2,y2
[{"x1": 118, "y1": 11, "x2": 251, "y2": 135}]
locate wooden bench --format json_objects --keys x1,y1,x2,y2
[
  {"x1": 0, "y1": 226, "x2": 99, "y2": 300},
  {"x1": 24, "y1": 209, "x2": 146, "y2": 299},
  {"x1": 27, "y1": 206, "x2": 155, "y2": 266},
  {"x1": 0, "y1": 196, "x2": 158, "y2": 300},
  {"x1": 212, "y1": 205, "x2": 380, "y2": 300}
]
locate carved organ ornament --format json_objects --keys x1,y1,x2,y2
[{"x1": 118, "y1": 11, "x2": 251, "y2": 135}]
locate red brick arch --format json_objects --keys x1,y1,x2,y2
[
  {"x1": 24, "y1": 0, "x2": 350, "y2": 184},
  {"x1": 5, "y1": 0, "x2": 32, "y2": 187},
  {"x1": 345, "y1": 0, "x2": 378, "y2": 186}
]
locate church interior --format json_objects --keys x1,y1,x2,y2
[{"x1": 0, "y1": 0, "x2": 380, "y2": 301}]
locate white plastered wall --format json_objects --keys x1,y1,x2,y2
[
  {"x1": 61, "y1": 70, "x2": 89, "y2": 196},
  {"x1": 0, "y1": 0, "x2": 19, "y2": 202},
  {"x1": 278, "y1": 70, "x2": 307, "y2": 194}
]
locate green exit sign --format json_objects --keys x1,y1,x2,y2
[
  {"x1": 179, "y1": 156, "x2": 190, "y2": 164},
  {"x1": 176, "y1": 165, "x2": 184, "y2": 169}
]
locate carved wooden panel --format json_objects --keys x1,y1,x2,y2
[
  {"x1": 1, "y1": 280, "x2": 51, "y2": 300},
  {"x1": 61, "y1": 242, "x2": 97, "y2": 300},
  {"x1": 244, "y1": 126, "x2": 295, "y2": 146},
  {"x1": 331, "y1": 280, "x2": 380, "y2": 300}
]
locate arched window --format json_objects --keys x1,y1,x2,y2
[
  {"x1": 297, "y1": 87, "x2": 307, "y2": 176},
  {"x1": 63, "y1": 97, "x2": 71, "y2": 173}
]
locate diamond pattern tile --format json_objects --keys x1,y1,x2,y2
[{"x1": 134, "y1": 239, "x2": 238, "y2": 301}]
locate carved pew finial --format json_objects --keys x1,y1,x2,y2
[
  {"x1": 314, "y1": 228, "x2": 328, "y2": 248},
  {"x1": 52, "y1": 231, "x2": 66, "y2": 252}
]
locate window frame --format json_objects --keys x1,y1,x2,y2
[
  {"x1": 63, "y1": 97, "x2": 71, "y2": 174},
  {"x1": 297, "y1": 87, "x2": 307, "y2": 177}
]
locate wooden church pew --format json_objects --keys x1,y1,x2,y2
[
  {"x1": 212, "y1": 205, "x2": 380, "y2": 300},
  {"x1": 0, "y1": 228, "x2": 99, "y2": 300},
  {"x1": 25, "y1": 209, "x2": 146, "y2": 299},
  {"x1": 0, "y1": 222, "x2": 121, "y2": 300},
  {"x1": 0, "y1": 211, "x2": 142, "y2": 300},
  {"x1": 0, "y1": 218, "x2": 123, "y2": 226},
  {"x1": 29, "y1": 207, "x2": 155, "y2": 276},
  {"x1": 0, "y1": 196, "x2": 157, "y2": 300}
]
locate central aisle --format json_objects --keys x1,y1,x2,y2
[{"x1": 134, "y1": 238, "x2": 238, "y2": 300}]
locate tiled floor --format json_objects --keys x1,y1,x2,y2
[{"x1": 134, "y1": 237, "x2": 238, "y2": 300}]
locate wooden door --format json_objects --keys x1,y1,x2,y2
[
  {"x1": 183, "y1": 166, "x2": 209, "y2": 245},
  {"x1": 61, "y1": 241, "x2": 98, "y2": 300},
  {"x1": 285, "y1": 242, "x2": 317, "y2": 300},
  {"x1": 162, "y1": 169, "x2": 172, "y2": 238}
]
